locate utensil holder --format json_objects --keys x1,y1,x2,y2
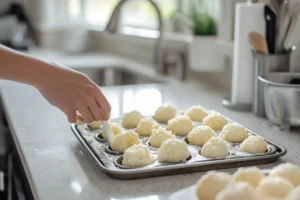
[{"x1": 252, "y1": 51, "x2": 290, "y2": 117}]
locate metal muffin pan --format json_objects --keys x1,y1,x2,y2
[{"x1": 71, "y1": 113, "x2": 287, "y2": 180}]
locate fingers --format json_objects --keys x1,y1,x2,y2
[
  {"x1": 77, "y1": 103, "x2": 94, "y2": 123},
  {"x1": 88, "y1": 100, "x2": 104, "y2": 121},
  {"x1": 94, "y1": 88, "x2": 111, "y2": 120},
  {"x1": 66, "y1": 109, "x2": 76, "y2": 123}
]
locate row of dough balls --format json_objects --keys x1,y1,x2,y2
[
  {"x1": 122, "y1": 139, "x2": 190, "y2": 167},
  {"x1": 196, "y1": 163, "x2": 300, "y2": 200},
  {"x1": 199, "y1": 135, "x2": 268, "y2": 159},
  {"x1": 121, "y1": 109, "x2": 229, "y2": 136}
]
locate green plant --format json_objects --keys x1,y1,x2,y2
[{"x1": 176, "y1": 0, "x2": 217, "y2": 36}]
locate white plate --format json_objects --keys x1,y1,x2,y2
[{"x1": 169, "y1": 185, "x2": 197, "y2": 200}]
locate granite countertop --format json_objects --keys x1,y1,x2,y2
[{"x1": 1, "y1": 50, "x2": 300, "y2": 200}]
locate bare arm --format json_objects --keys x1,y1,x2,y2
[{"x1": 0, "y1": 44, "x2": 111, "y2": 122}]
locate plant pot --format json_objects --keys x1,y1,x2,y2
[{"x1": 189, "y1": 36, "x2": 225, "y2": 72}]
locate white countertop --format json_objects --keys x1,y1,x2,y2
[{"x1": 1, "y1": 51, "x2": 300, "y2": 200}]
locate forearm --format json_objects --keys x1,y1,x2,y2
[{"x1": 0, "y1": 44, "x2": 53, "y2": 88}]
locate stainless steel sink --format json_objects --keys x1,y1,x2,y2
[{"x1": 76, "y1": 67, "x2": 164, "y2": 86}]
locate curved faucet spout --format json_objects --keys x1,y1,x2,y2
[{"x1": 105, "y1": 0, "x2": 164, "y2": 74}]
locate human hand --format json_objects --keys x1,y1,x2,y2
[{"x1": 37, "y1": 63, "x2": 111, "y2": 123}]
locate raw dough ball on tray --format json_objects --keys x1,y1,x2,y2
[
  {"x1": 201, "y1": 137, "x2": 229, "y2": 159},
  {"x1": 239, "y1": 136, "x2": 267, "y2": 154},
  {"x1": 122, "y1": 110, "x2": 143, "y2": 128},
  {"x1": 167, "y1": 115, "x2": 194, "y2": 135},
  {"x1": 219, "y1": 123, "x2": 248, "y2": 143},
  {"x1": 154, "y1": 104, "x2": 177, "y2": 123},
  {"x1": 112, "y1": 130, "x2": 140, "y2": 153},
  {"x1": 185, "y1": 105, "x2": 208, "y2": 121},
  {"x1": 87, "y1": 121, "x2": 101, "y2": 129},
  {"x1": 188, "y1": 125, "x2": 216, "y2": 146},
  {"x1": 202, "y1": 113, "x2": 228, "y2": 131},
  {"x1": 149, "y1": 127, "x2": 175, "y2": 148},
  {"x1": 157, "y1": 139, "x2": 190, "y2": 163},
  {"x1": 122, "y1": 144, "x2": 156, "y2": 168},
  {"x1": 136, "y1": 118, "x2": 159, "y2": 136}
]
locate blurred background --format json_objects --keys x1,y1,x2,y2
[{"x1": 0, "y1": 0, "x2": 299, "y2": 94}]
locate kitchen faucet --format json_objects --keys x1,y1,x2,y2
[{"x1": 105, "y1": 0, "x2": 164, "y2": 74}]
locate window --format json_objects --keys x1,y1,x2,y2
[
  {"x1": 67, "y1": 0, "x2": 222, "y2": 36},
  {"x1": 82, "y1": 0, "x2": 177, "y2": 29}
]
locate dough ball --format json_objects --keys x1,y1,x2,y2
[
  {"x1": 112, "y1": 130, "x2": 140, "y2": 153},
  {"x1": 149, "y1": 127, "x2": 175, "y2": 148},
  {"x1": 122, "y1": 144, "x2": 156, "y2": 168},
  {"x1": 196, "y1": 171, "x2": 232, "y2": 200},
  {"x1": 157, "y1": 139, "x2": 190, "y2": 162},
  {"x1": 87, "y1": 121, "x2": 101, "y2": 129},
  {"x1": 188, "y1": 125, "x2": 216, "y2": 146},
  {"x1": 136, "y1": 118, "x2": 159, "y2": 136},
  {"x1": 269, "y1": 162, "x2": 300, "y2": 186},
  {"x1": 216, "y1": 182, "x2": 258, "y2": 200},
  {"x1": 167, "y1": 115, "x2": 194, "y2": 135},
  {"x1": 256, "y1": 177, "x2": 293, "y2": 199},
  {"x1": 102, "y1": 122, "x2": 124, "y2": 140},
  {"x1": 185, "y1": 105, "x2": 208, "y2": 121},
  {"x1": 201, "y1": 137, "x2": 229, "y2": 158},
  {"x1": 233, "y1": 166, "x2": 266, "y2": 188},
  {"x1": 219, "y1": 123, "x2": 248, "y2": 143},
  {"x1": 122, "y1": 110, "x2": 143, "y2": 128},
  {"x1": 239, "y1": 136, "x2": 267, "y2": 154},
  {"x1": 202, "y1": 113, "x2": 228, "y2": 131},
  {"x1": 286, "y1": 186, "x2": 300, "y2": 200},
  {"x1": 154, "y1": 104, "x2": 177, "y2": 123}
]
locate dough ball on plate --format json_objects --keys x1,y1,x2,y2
[
  {"x1": 122, "y1": 110, "x2": 143, "y2": 128},
  {"x1": 154, "y1": 104, "x2": 177, "y2": 123},
  {"x1": 196, "y1": 171, "x2": 232, "y2": 200},
  {"x1": 149, "y1": 127, "x2": 175, "y2": 148},
  {"x1": 188, "y1": 125, "x2": 216, "y2": 146},
  {"x1": 269, "y1": 162, "x2": 300, "y2": 186},
  {"x1": 185, "y1": 105, "x2": 208, "y2": 121},
  {"x1": 202, "y1": 113, "x2": 228, "y2": 131},
  {"x1": 87, "y1": 121, "x2": 101, "y2": 129},
  {"x1": 239, "y1": 136, "x2": 267, "y2": 154},
  {"x1": 286, "y1": 185, "x2": 300, "y2": 200},
  {"x1": 122, "y1": 144, "x2": 156, "y2": 168},
  {"x1": 103, "y1": 122, "x2": 124, "y2": 140},
  {"x1": 112, "y1": 130, "x2": 140, "y2": 153},
  {"x1": 256, "y1": 177, "x2": 293, "y2": 199},
  {"x1": 201, "y1": 137, "x2": 229, "y2": 159},
  {"x1": 219, "y1": 123, "x2": 248, "y2": 143},
  {"x1": 157, "y1": 139, "x2": 190, "y2": 162},
  {"x1": 233, "y1": 166, "x2": 265, "y2": 188},
  {"x1": 167, "y1": 115, "x2": 194, "y2": 135},
  {"x1": 216, "y1": 182, "x2": 258, "y2": 200},
  {"x1": 136, "y1": 118, "x2": 159, "y2": 136}
]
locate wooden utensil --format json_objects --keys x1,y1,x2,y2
[{"x1": 248, "y1": 32, "x2": 269, "y2": 54}]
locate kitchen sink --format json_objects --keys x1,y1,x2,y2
[{"x1": 76, "y1": 67, "x2": 164, "y2": 86}]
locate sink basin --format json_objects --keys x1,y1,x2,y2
[{"x1": 76, "y1": 67, "x2": 164, "y2": 86}]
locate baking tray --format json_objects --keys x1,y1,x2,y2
[{"x1": 71, "y1": 114, "x2": 286, "y2": 180}]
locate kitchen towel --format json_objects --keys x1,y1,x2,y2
[{"x1": 231, "y1": 2, "x2": 266, "y2": 104}]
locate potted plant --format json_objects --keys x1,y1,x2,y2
[{"x1": 176, "y1": 0, "x2": 224, "y2": 71}]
